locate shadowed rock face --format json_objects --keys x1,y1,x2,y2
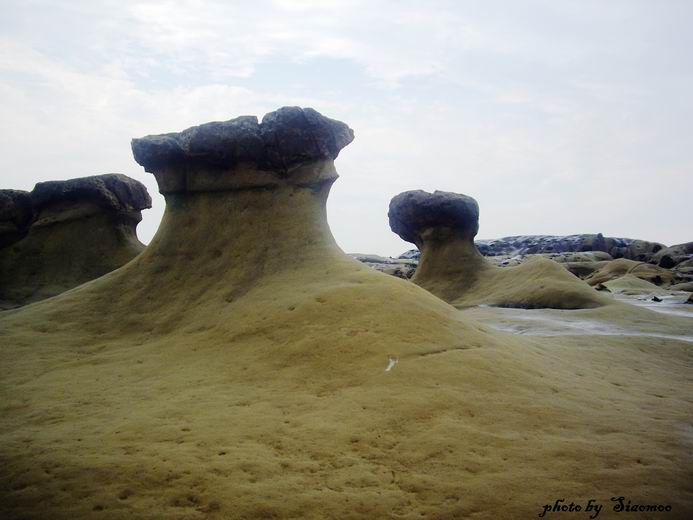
[
  {"x1": 390, "y1": 190, "x2": 609, "y2": 309},
  {"x1": 0, "y1": 190, "x2": 34, "y2": 248},
  {"x1": 0, "y1": 174, "x2": 151, "y2": 309},
  {"x1": 473, "y1": 233, "x2": 665, "y2": 261}
]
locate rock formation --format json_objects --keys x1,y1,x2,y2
[
  {"x1": 0, "y1": 174, "x2": 151, "y2": 309},
  {"x1": 474, "y1": 233, "x2": 665, "y2": 261},
  {"x1": 389, "y1": 190, "x2": 610, "y2": 309},
  {"x1": 0, "y1": 189, "x2": 33, "y2": 248},
  {"x1": 584, "y1": 258, "x2": 681, "y2": 287},
  {"x1": 347, "y1": 253, "x2": 417, "y2": 279},
  {"x1": 1, "y1": 109, "x2": 691, "y2": 519},
  {"x1": 653, "y1": 241, "x2": 693, "y2": 268}
]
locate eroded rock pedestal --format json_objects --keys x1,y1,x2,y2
[
  {"x1": 0, "y1": 174, "x2": 151, "y2": 309},
  {"x1": 389, "y1": 190, "x2": 610, "y2": 309}
]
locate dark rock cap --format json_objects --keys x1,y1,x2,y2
[
  {"x1": 0, "y1": 189, "x2": 33, "y2": 226},
  {"x1": 131, "y1": 107, "x2": 354, "y2": 174},
  {"x1": 0, "y1": 189, "x2": 35, "y2": 247},
  {"x1": 32, "y1": 174, "x2": 152, "y2": 213},
  {"x1": 389, "y1": 190, "x2": 480, "y2": 245}
]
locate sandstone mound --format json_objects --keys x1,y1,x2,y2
[
  {"x1": 0, "y1": 174, "x2": 151, "y2": 309},
  {"x1": 1, "y1": 109, "x2": 691, "y2": 519},
  {"x1": 584, "y1": 258, "x2": 680, "y2": 287},
  {"x1": 602, "y1": 274, "x2": 671, "y2": 296},
  {"x1": 653, "y1": 241, "x2": 693, "y2": 268},
  {"x1": 389, "y1": 190, "x2": 610, "y2": 309}
]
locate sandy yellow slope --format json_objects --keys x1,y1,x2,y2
[{"x1": 1, "y1": 108, "x2": 691, "y2": 519}]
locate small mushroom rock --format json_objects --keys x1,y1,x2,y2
[{"x1": 389, "y1": 190, "x2": 610, "y2": 309}]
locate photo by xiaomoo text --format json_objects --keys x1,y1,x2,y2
[{"x1": 538, "y1": 497, "x2": 673, "y2": 518}]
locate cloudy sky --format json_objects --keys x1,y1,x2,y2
[{"x1": 2, "y1": 0, "x2": 691, "y2": 255}]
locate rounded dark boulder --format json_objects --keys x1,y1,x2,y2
[
  {"x1": 131, "y1": 106, "x2": 354, "y2": 174},
  {"x1": 388, "y1": 190, "x2": 479, "y2": 246},
  {"x1": 32, "y1": 174, "x2": 152, "y2": 214}
]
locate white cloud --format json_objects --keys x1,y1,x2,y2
[{"x1": 1, "y1": 0, "x2": 691, "y2": 255}]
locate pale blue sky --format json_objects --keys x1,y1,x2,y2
[{"x1": 1, "y1": 0, "x2": 691, "y2": 255}]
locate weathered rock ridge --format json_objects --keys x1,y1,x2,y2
[{"x1": 0, "y1": 174, "x2": 151, "y2": 309}]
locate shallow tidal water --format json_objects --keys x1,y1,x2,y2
[{"x1": 468, "y1": 295, "x2": 693, "y2": 344}]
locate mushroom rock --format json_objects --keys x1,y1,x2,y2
[
  {"x1": 0, "y1": 107, "x2": 506, "y2": 515},
  {"x1": 389, "y1": 190, "x2": 610, "y2": 309},
  {"x1": 1, "y1": 109, "x2": 692, "y2": 518},
  {"x1": 0, "y1": 174, "x2": 151, "y2": 309}
]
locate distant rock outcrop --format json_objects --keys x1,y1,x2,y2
[
  {"x1": 389, "y1": 190, "x2": 609, "y2": 309},
  {"x1": 400, "y1": 234, "x2": 667, "y2": 263},
  {"x1": 0, "y1": 107, "x2": 523, "y2": 517},
  {"x1": 475, "y1": 234, "x2": 665, "y2": 261},
  {"x1": 652, "y1": 241, "x2": 693, "y2": 268},
  {"x1": 0, "y1": 174, "x2": 151, "y2": 309}
]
